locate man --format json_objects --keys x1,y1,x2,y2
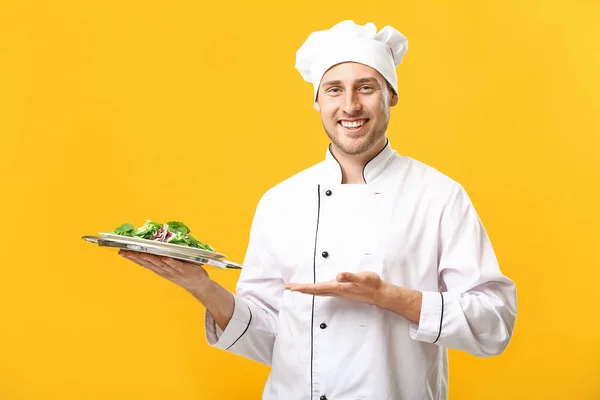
[{"x1": 120, "y1": 20, "x2": 517, "y2": 400}]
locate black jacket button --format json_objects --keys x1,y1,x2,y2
[
  {"x1": 325, "y1": 190, "x2": 332, "y2": 196},
  {"x1": 322, "y1": 251, "x2": 329, "y2": 258},
  {"x1": 320, "y1": 396, "x2": 328, "y2": 400},
  {"x1": 320, "y1": 323, "x2": 327, "y2": 329}
]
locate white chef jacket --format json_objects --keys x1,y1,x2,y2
[{"x1": 205, "y1": 140, "x2": 517, "y2": 400}]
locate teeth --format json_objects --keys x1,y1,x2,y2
[{"x1": 340, "y1": 120, "x2": 366, "y2": 128}]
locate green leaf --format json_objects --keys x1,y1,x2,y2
[
  {"x1": 113, "y1": 223, "x2": 135, "y2": 236},
  {"x1": 185, "y1": 235, "x2": 215, "y2": 252},
  {"x1": 133, "y1": 219, "x2": 162, "y2": 239},
  {"x1": 109, "y1": 220, "x2": 215, "y2": 251},
  {"x1": 165, "y1": 221, "x2": 190, "y2": 235},
  {"x1": 169, "y1": 232, "x2": 188, "y2": 245}
]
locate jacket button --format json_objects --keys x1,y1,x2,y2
[
  {"x1": 321, "y1": 251, "x2": 329, "y2": 258},
  {"x1": 320, "y1": 396, "x2": 328, "y2": 400},
  {"x1": 320, "y1": 323, "x2": 327, "y2": 329},
  {"x1": 325, "y1": 190, "x2": 332, "y2": 196}
]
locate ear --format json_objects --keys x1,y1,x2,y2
[
  {"x1": 390, "y1": 91, "x2": 399, "y2": 107},
  {"x1": 313, "y1": 101, "x2": 321, "y2": 112}
]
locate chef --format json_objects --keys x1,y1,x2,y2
[{"x1": 120, "y1": 20, "x2": 517, "y2": 400}]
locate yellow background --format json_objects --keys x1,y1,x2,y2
[{"x1": 1, "y1": 0, "x2": 599, "y2": 398}]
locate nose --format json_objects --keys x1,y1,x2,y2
[{"x1": 342, "y1": 91, "x2": 362, "y2": 115}]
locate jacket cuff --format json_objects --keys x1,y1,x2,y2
[
  {"x1": 410, "y1": 291, "x2": 444, "y2": 344},
  {"x1": 205, "y1": 294, "x2": 252, "y2": 350}
]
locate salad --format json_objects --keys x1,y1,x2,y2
[{"x1": 109, "y1": 219, "x2": 215, "y2": 252}]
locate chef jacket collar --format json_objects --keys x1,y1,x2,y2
[{"x1": 324, "y1": 139, "x2": 394, "y2": 184}]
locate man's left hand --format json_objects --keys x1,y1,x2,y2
[{"x1": 285, "y1": 271, "x2": 383, "y2": 305}]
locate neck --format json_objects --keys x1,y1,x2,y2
[{"x1": 330, "y1": 136, "x2": 388, "y2": 184}]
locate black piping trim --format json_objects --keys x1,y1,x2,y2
[
  {"x1": 310, "y1": 185, "x2": 321, "y2": 398},
  {"x1": 225, "y1": 304, "x2": 253, "y2": 350},
  {"x1": 328, "y1": 144, "x2": 343, "y2": 184},
  {"x1": 433, "y1": 292, "x2": 444, "y2": 344},
  {"x1": 361, "y1": 138, "x2": 389, "y2": 184}
]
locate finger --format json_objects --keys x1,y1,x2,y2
[
  {"x1": 160, "y1": 257, "x2": 186, "y2": 273},
  {"x1": 286, "y1": 282, "x2": 340, "y2": 293},
  {"x1": 296, "y1": 289, "x2": 337, "y2": 296},
  {"x1": 131, "y1": 254, "x2": 163, "y2": 269},
  {"x1": 119, "y1": 250, "x2": 137, "y2": 258},
  {"x1": 286, "y1": 285, "x2": 335, "y2": 296},
  {"x1": 126, "y1": 258, "x2": 147, "y2": 268},
  {"x1": 119, "y1": 251, "x2": 146, "y2": 266},
  {"x1": 123, "y1": 253, "x2": 172, "y2": 277},
  {"x1": 123, "y1": 252, "x2": 170, "y2": 270},
  {"x1": 136, "y1": 253, "x2": 163, "y2": 264},
  {"x1": 120, "y1": 250, "x2": 146, "y2": 260},
  {"x1": 285, "y1": 283, "x2": 317, "y2": 291},
  {"x1": 138, "y1": 255, "x2": 180, "y2": 275}
]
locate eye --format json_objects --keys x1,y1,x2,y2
[{"x1": 359, "y1": 85, "x2": 374, "y2": 92}]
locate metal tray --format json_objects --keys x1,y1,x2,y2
[{"x1": 82, "y1": 235, "x2": 242, "y2": 269}]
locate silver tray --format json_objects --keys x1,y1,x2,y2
[{"x1": 82, "y1": 235, "x2": 242, "y2": 269}]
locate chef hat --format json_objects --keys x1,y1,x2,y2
[{"x1": 295, "y1": 20, "x2": 408, "y2": 101}]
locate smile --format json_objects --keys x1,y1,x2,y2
[{"x1": 338, "y1": 119, "x2": 369, "y2": 130}]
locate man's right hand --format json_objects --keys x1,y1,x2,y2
[
  {"x1": 118, "y1": 250, "x2": 211, "y2": 293},
  {"x1": 118, "y1": 249, "x2": 235, "y2": 331}
]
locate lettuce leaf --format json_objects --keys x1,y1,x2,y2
[
  {"x1": 110, "y1": 219, "x2": 215, "y2": 251},
  {"x1": 112, "y1": 223, "x2": 135, "y2": 236},
  {"x1": 165, "y1": 221, "x2": 190, "y2": 235},
  {"x1": 133, "y1": 219, "x2": 162, "y2": 239}
]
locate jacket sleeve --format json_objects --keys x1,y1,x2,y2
[
  {"x1": 409, "y1": 183, "x2": 518, "y2": 357},
  {"x1": 204, "y1": 191, "x2": 284, "y2": 365}
]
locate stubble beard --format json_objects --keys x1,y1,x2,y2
[{"x1": 323, "y1": 112, "x2": 390, "y2": 156}]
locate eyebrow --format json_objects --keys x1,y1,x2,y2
[{"x1": 321, "y1": 77, "x2": 380, "y2": 87}]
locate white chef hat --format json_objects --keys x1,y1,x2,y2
[{"x1": 295, "y1": 20, "x2": 408, "y2": 101}]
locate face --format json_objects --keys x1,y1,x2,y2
[{"x1": 315, "y1": 62, "x2": 398, "y2": 156}]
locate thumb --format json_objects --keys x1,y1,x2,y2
[{"x1": 337, "y1": 272, "x2": 355, "y2": 283}]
